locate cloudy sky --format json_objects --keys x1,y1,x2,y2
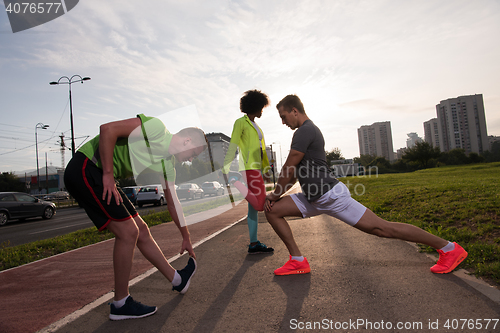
[{"x1": 1, "y1": 0, "x2": 499, "y2": 173}]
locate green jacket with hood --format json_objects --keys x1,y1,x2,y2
[{"x1": 222, "y1": 114, "x2": 271, "y2": 174}]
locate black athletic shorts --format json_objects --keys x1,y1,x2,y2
[{"x1": 64, "y1": 152, "x2": 138, "y2": 231}]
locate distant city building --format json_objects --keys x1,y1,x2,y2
[
  {"x1": 357, "y1": 121, "x2": 395, "y2": 161},
  {"x1": 396, "y1": 147, "x2": 407, "y2": 160},
  {"x1": 197, "y1": 132, "x2": 233, "y2": 169},
  {"x1": 332, "y1": 163, "x2": 361, "y2": 177},
  {"x1": 406, "y1": 132, "x2": 423, "y2": 148},
  {"x1": 265, "y1": 146, "x2": 276, "y2": 167},
  {"x1": 435, "y1": 94, "x2": 488, "y2": 154},
  {"x1": 197, "y1": 132, "x2": 277, "y2": 173},
  {"x1": 423, "y1": 118, "x2": 440, "y2": 148},
  {"x1": 488, "y1": 135, "x2": 500, "y2": 150},
  {"x1": 15, "y1": 165, "x2": 65, "y2": 195}
]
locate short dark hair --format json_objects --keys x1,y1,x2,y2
[
  {"x1": 177, "y1": 127, "x2": 208, "y2": 150},
  {"x1": 240, "y1": 89, "x2": 270, "y2": 114},
  {"x1": 276, "y1": 95, "x2": 305, "y2": 114}
]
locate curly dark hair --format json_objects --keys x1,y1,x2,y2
[{"x1": 240, "y1": 89, "x2": 270, "y2": 114}]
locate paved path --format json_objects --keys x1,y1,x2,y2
[
  {"x1": 1, "y1": 198, "x2": 500, "y2": 333},
  {"x1": 0, "y1": 200, "x2": 249, "y2": 333}
]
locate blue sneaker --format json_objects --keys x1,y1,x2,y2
[
  {"x1": 172, "y1": 257, "x2": 197, "y2": 294},
  {"x1": 248, "y1": 241, "x2": 274, "y2": 254},
  {"x1": 227, "y1": 171, "x2": 242, "y2": 184},
  {"x1": 109, "y1": 296, "x2": 157, "y2": 320},
  {"x1": 219, "y1": 170, "x2": 242, "y2": 185}
]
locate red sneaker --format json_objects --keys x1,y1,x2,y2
[
  {"x1": 430, "y1": 242, "x2": 468, "y2": 274},
  {"x1": 274, "y1": 256, "x2": 311, "y2": 275}
]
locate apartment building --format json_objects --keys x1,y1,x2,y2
[
  {"x1": 198, "y1": 132, "x2": 276, "y2": 172},
  {"x1": 435, "y1": 94, "x2": 488, "y2": 154},
  {"x1": 357, "y1": 121, "x2": 395, "y2": 161},
  {"x1": 423, "y1": 118, "x2": 440, "y2": 148},
  {"x1": 406, "y1": 132, "x2": 423, "y2": 148},
  {"x1": 197, "y1": 132, "x2": 232, "y2": 168}
]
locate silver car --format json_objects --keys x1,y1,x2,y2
[
  {"x1": 201, "y1": 181, "x2": 225, "y2": 196},
  {"x1": 136, "y1": 184, "x2": 165, "y2": 207}
]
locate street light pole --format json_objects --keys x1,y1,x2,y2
[
  {"x1": 269, "y1": 144, "x2": 276, "y2": 187},
  {"x1": 272, "y1": 141, "x2": 282, "y2": 171},
  {"x1": 35, "y1": 122, "x2": 49, "y2": 193},
  {"x1": 50, "y1": 75, "x2": 91, "y2": 158}
]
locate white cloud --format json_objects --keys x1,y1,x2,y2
[{"x1": 1, "y1": 0, "x2": 499, "y2": 172}]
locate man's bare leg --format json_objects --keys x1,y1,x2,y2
[
  {"x1": 133, "y1": 215, "x2": 176, "y2": 281},
  {"x1": 353, "y1": 209, "x2": 448, "y2": 249},
  {"x1": 264, "y1": 196, "x2": 303, "y2": 256},
  {"x1": 107, "y1": 219, "x2": 139, "y2": 301}
]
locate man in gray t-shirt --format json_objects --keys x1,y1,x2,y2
[
  {"x1": 264, "y1": 94, "x2": 467, "y2": 277},
  {"x1": 290, "y1": 119, "x2": 338, "y2": 202}
]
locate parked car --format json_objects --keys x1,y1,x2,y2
[
  {"x1": 136, "y1": 184, "x2": 165, "y2": 207},
  {"x1": 176, "y1": 183, "x2": 204, "y2": 200},
  {"x1": 0, "y1": 192, "x2": 56, "y2": 226},
  {"x1": 201, "y1": 181, "x2": 224, "y2": 196},
  {"x1": 43, "y1": 191, "x2": 70, "y2": 201},
  {"x1": 122, "y1": 186, "x2": 141, "y2": 205}
]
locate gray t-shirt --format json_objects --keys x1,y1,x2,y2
[{"x1": 291, "y1": 119, "x2": 339, "y2": 202}]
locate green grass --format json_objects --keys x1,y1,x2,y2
[{"x1": 340, "y1": 162, "x2": 500, "y2": 284}]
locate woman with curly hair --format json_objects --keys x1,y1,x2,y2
[{"x1": 222, "y1": 89, "x2": 274, "y2": 254}]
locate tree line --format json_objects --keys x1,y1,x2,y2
[{"x1": 350, "y1": 141, "x2": 500, "y2": 174}]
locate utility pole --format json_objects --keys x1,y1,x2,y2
[{"x1": 59, "y1": 133, "x2": 66, "y2": 168}]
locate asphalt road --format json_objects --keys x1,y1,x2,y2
[
  {"x1": 0, "y1": 194, "x2": 228, "y2": 247},
  {"x1": 49, "y1": 212, "x2": 500, "y2": 333}
]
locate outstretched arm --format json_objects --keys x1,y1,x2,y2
[
  {"x1": 164, "y1": 181, "x2": 196, "y2": 258},
  {"x1": 265, "y1": 149, "x2": 304, "y2": 210},
  {"x1": 99, "y1": 117, "x2": 142, "y2": 205}
]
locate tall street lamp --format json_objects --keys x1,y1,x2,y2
[
  {"x1": 50, "y1": 75, "x2": 91, "y2": 157},
  {"x1": 35, "y1": 122, "x2": 49, "y2": 193}
]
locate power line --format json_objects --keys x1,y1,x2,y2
[
  {"x1": 0, "y1": 123, "x2": 31, "y2": 129},
  {"x1": 0, "y1": 136, "x2": 57, "y2": 156}
]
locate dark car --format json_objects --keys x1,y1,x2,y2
[
  {"x1": 176, "y1": 183, "x2": 204, "y2": 200},
  {"x1": 0, "y1": 192, "x2": 56, "y2": 226},
  {"x1": 201, "y1": 181, "x2": 224, "y2": 196},
  {"x1": 122, "y1": 186, "x2": 141, "y2": 205}
]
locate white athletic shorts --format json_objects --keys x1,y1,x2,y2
[{"x1": 290, "y1": 182, "x2": 367, "y2": 226}]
